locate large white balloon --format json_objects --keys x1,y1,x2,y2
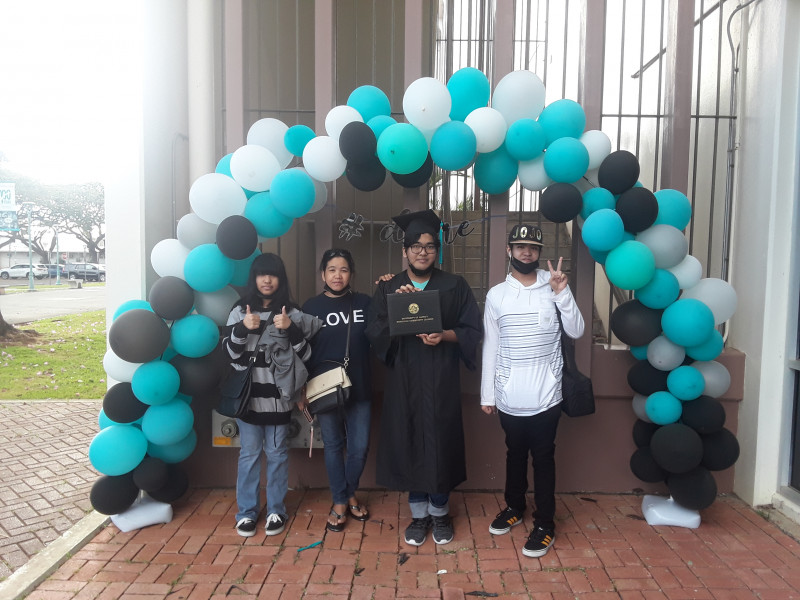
[
  {"x1": 680, "y1": 278, "x2": 738, "y2": 325},
  {"x1": 693, "y1": 360, "x2": 731, "y2": 398},
  {"x1": 518, "y1": 155, "x2": 553, "y2": 191},
  {"x1": 403, "y1": 77, "x2": 452, "y2": 131},
  {"x1": 230, "y1": 144, "x2": 281, "y2": 192},
  {"x1": 246, "y1": 117, "x2": 292, "y2": 169},
  {"x1": 636, "y1": 224, "x2": 689, "y2": 269},
  {"x1": 647, "y1": 335, "x2": 686, "y2": 371},
  {"x1": 491, "y1": 70, "x2": 546, "y2": 123},
  {"x1": 193, "y1": 286, "x2": 241, "y2": 326},
  {"x1": 580, "y1": 130, "x2": 612, "y2": 170},
  {"x1": 103, "y1": 349, "x2": 142, "y2": 383},
  {"x1": 302, "y1": 136, "x2": 347, "y2": 182},
  {"x1": 188, "y1": 173, "x2": 248, "y2": 224},
  {"x1": 464, "y1": 107, "x2": 507, "y2": 153},
  {"x1": 325, "y1": 105, "x2": 364, "y2": 140},
  {"x1": 176, "y1": 213, "x2": 217, "y2": 249},
  {"x1": 667, "y1": 254, "x2": 703, "y2": 290},
  {"x1": 151, "y1": 238, "x2": 190, "y2": 280}
]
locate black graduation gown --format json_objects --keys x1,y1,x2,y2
[{"x1": 366, "y1": 268, "x2": 482, "y2": 493}]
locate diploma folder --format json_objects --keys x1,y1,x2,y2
[{"x1": 387, "y1": 289, "x2": 443, "y2": 336}]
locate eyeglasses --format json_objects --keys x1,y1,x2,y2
[{"x1": 407, "y1": 243, "x2": 438, "y2": 255}]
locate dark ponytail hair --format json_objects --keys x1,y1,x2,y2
[{"x1": 238, "y1": 252, "x2": 298, "y2": 311}]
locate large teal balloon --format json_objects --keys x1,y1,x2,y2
[
  {"x1": 662, "y1": 299, "x2": 715, "y2": 347},
  {"x1": 88, "y1": 425, "x2": 148, "y2": 476},
  {"x1": 537, "y1": 99, "x2": 586, "y2": 144},
  {"x1": 367, "y1": 115, "x2": 397, "y2": 140},
  {"x1": 284, "y1": 125, "x2": 315, "y2": 157},
  {"x1": 604, "y1": 240, "x2": 656, "y2": 290},
  {"x1": 215, "y1": 153, "x2": 233, "y2": 177},
  {"x1": 686, "y1": 329, "x2": 724, "y2": 361},
  {"x1": 376, "y1": 123, "x2": 428, "y2": 174},
  {"x1": 347, "y1": 85, "x2": 391, "y2": 123},
  {"x1": 231, "y1": 249, "x2": 261, "y2": 286},
  {"x1": 131, "y1": 360, "x2": 181, "y2": 406},
  {"x1": 244, "y1": 191, "x2": 293, "y2": 238},
  {"x1": 504, "y1": 119, "x2": 546, "y2": 161},
  {"x1": 645, "y1": 391, "x2": 683, "y2": 425},
  {"x1": 447, "y1": 67, "x2": 491, "y2": 121},
  {"x1": 270, "y1": 169, "x2": 315, "y2": 219},
  {"x1": 580, "y1": 187, "x2": 616, "y2": 220},
  {"x1": 147, "y1": 429, "x2": 197, "y2": 464},
  {"x1": 667, "y1": 365, "x2": 705, "y2": 401},
  {"x1": 474, "y1": 147, "x2": 519, "y2": 195},
  {"x1": 654, "y1": 189, "x2": 692, "y2": 230},
  {"x1": 634, "y1": 268, "x2": 680, "y2": 309},
  {"x1": 543, "y1": 137, "x2": 590, "y2": 183},
  {"x1": 171, "y1": 314, "x2": 219, "y2": 358},
  {"x1": 141, "y1": 399, "x2": 195, "y2": 446},
  {"x1": 581, "y1": 208, "x2": 625, "y2": 252},
  {"x1": 430, "y1": 121, "x2": 477, "y2": 170},
  {"x1": 184, "y1": 244, "x2": 234, "y2": 293}
]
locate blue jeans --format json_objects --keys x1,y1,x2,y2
[
  {"x1": 408, "y1": 491, "x2": 450, "y2": 518},
  {"x1": 235, "y1": 420, "x2": 289, "y2": 522},
  {"x1": 316, "y1": 400, "x2": 371, "y2": 505}
]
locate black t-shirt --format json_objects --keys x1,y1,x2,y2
[{"x1": 302, "y1": 291, "x2": 372, "y2": 402}]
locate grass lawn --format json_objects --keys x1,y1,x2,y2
[{"x1": 0, "y1": 310, "x2": 107, "y2": 399}]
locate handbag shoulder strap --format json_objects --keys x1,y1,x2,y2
[{"x1": 343, "y1": 293, "x2": 352, "y2": 370}]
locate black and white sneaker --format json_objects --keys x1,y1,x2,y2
[
  {"x1": 404, "y1": 516, "x2": 432, "y2": 546},
  {"x1": 235, "y1": 518, "x2": 257, "y2": 537},
  {"x1": 489, "y1": 507, "x2": 523, "y2": 535},
  {"x1": 522, "y1": 526, "x2": 555, "y2": 558},
  {"x1": 264, "y1": 513, "x2": 286, "y2": 536},
  {"x1": 432, "y1": 515, "x2": 454, "y2": 545}
]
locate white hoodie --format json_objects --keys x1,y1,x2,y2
[{"x1": 480, "y1": 270, "x2": 585, "y2": 416}]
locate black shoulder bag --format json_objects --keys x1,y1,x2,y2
[
  {"x1": 555, "y1": 307, "x2": 595, "y2": 417},
  {"x1": 216, "y1": 314, "x2": 272, "y2": 418}
]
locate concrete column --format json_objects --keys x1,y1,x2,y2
[
  {"x1": 224, "y1": 0, "x2": 245, "y2": 152},
  {"x1": 187, "y1": 0, "x2": 218, "y2": 181}
]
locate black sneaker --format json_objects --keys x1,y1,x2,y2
[
  {"x1": 264, "y1": 513, "x2": 286, "y2": 536},
  {"x1": 404, "y1": 516, "x2": 431, "y2": 546},
  {"x1": 489, "y1": 507, "x2": 523, "y2": 535},
  {"x1": 432, "y1": 515, "x2": 454, "y2": 545},
  {"x1": 522, "y1": 526, "x2": 555, "y2": 558},
  {"x1": 235, "y1": 518, "x2": 256, "y2": 537}
]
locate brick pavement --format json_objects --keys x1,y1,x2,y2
[{"x1": 0, "y1": 400, "x2": 101, "y2": 581}]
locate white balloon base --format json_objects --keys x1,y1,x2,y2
[
  {"x1": 641, "y1": 495, "x2": 701, "y2": 529},
  {"x1": 111, "y1": 493, "x2": 173, "y2": 533}
]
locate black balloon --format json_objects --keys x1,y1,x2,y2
[
  {"x1": 611, "y1": 300, "x2": 663, "y2": 347},
  {"x1": 148, "y1": 464, "x2": 189, "y2": 503},
  {"x1": 598, "y1": 150, "x2": 640, "y2": 194},
  {"x1": 701, "y1": 428, "x2": 740, "y2": 471},
  {"x1": 108, "y1": 309, "x2": 170, "y2": 364},
  {"x1": 216, "y1": 215, "x2": 258, "y2": 260},
  {"x1": 149, "y1": 276, "x2": 195, "y2": 321},
  {"x1": 90, "y1": 474, "x2": 139, "y2": 515},
  {"x1": 630, "y1": 447, "x2": 667, "y2": 483},
  {"x1": 133, "y1": 457, "x2": 169, "y2": 492},
  {"x1": 345, "y1": 156, "x2": 386, "y2": 191},
  {"x1": 650, "y1": 423, "x2": 704, "y2": 474},
  {"x1": 668, "y1": 466, "x2": 717, "y2": 510},
  {"x1": 681, "y1": 396, "x2": 726, "y2": 434},
  {"x1": 103, "y1": 382, "x2": 148, "y2": 423},
  {"x1": 170, "y1": 353, "x2": 224, "y2": 396},
  {"x1": 339, "y1": 121, "x2": 377, "y2": 164},
  {"x1": 540, "y1": 183, "x2": 583, "y2": 223},
  {"x1": 616, "y1": 187, "x2": 658, "y2": 233},
  {"x1": 627, "y1": 361, "x2": 670, "y2": 395},
  {"x1": 633, "y1": 419, "x2": 662, "y2": 448},
  {"x1": 392, "y1": 153, "x2": 434, "y2": 188}
]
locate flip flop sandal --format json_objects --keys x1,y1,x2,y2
[
  {"x1": 326, "y1": 508, "x2": 346, "y2": 532},
  {"x1": 348, "y1": 504, "x2": 370, "y2": 521}
]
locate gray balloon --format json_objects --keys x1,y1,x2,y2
[
  {"x1": 108, "y1": 309, "x2": 170, "y2": 364},
  {"x1": 149, "y1": 276, "x2": 195, "y2": 320},
  {"x1": 216, "y1": 215, "x2": 258, "y2": 260}
]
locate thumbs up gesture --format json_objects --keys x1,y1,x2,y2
[
  {"x1": 243, "y1": 305, "x2": 261, "y2": 330},
  {"x1": 273, "y1": 305, "x2": 291, "y2": 330}
]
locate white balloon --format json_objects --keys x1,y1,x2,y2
[
  {"x1": 635, "y1": 224, "x2": 689, "y2": 269},
  {"x1": 151, "y1": 238, "x2": 190, "y2": 280},
  {"x1": 188, "y1": 173, "x2": 248, "y2": 224},
  {"x1": 295, "y1": 167, "x2": 328, "y2": 213},
  {"x1": 680, "y1": 278, "x2": 738, "y2": 325},
  {"x1": 103, "y1": 349, "x2": 142, "y2": 383},
  {"x1": 580, "y1": 130, "x2": 612, "y2": 170},
  {"x1": 693, "y1": 360, "x2": 731, "y2": 398},
  {"x1": 403, "y1": 77, "x2": 452, "y2": 131},
  {"x1": 667, "y1": 254, "x2": 703, "y2": 290},
  {"x1": 246, "y1": 117, "x2": 292, "y2": 168},
  {"x1": 647, "y1": 335, "x2": 686, "y2": 371},
  {"x1": 518, "y1": 155, "x2": 553, "y2": 191},
  {"x1": 325, "y1": 105, "x2": 364, "y2": 140},
  {"x1": 176, "y1": 213, "x2": 217, "y2": 249},
  {"x1": 491, "y1": 70, "x2": 546, "y2": 123},
  {"x1": 464, "y1": 107, "x2": 507, "y2": 153},
  {"x1": 230, "y1": 144, "x2": 281, "y2": 192},
  {"x1": 632, "y1": 393, "x2": 652, "y2": 422},
  {"x1": 302, "y1": 136, "x2": 347, "y2": 182},
  {"x1": 193, "y1": 286, "x2": 241, "y2": 326}
]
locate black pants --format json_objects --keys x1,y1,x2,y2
[{"x1": 498, "y1": 403, "x2": 561, "y2": 530}]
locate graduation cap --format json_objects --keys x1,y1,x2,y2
[{"x1": 391, "y1": 209, "x2": 442, "y2": 238}]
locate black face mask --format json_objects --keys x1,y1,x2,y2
[
  {"x1": 324, "y1": 284, "x2": 351, "y2": 297},
  {"x1": 510, "y1": 257, "x2": 539, "y2": 275},
  {"x1": 409, "y1": 263, "x2": 435, "y2": 277}
]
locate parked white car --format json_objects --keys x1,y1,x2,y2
[{"x1": 0, "y1": 264, "x2": 48, "y2": 280}]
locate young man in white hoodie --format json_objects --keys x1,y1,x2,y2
[{"x1": 480, "y1": 224, "x2": 585, "y2": 558}]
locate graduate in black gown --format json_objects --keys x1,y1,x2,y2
[{"x1": 366, "y1": 209, "x2": 482, "y2": 547}]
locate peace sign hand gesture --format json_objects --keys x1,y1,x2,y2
[{"x1": 548, "y1": 257, "x2": 568, "y2": 294}]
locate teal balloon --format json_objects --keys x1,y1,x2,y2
[
  {"x1": 88, "y1": 425, "x2": 148, "y2": 476},
  {"x1": 504, "y1": 119, "x2": 546, "y2": 161},
  {"x1": 430, "y1": 121, "x2": 477, "y2": 170},
  {"x1": 171, "y1": 314, "x2": 219, "y2": 358},
  {"x1": 686, "y1": 329, "x2": 724, "y2": 362},
  {"x1": 662, "y1": 298, "x2": 715, "y2": 347},
  {"x1": 580, "y1": 187, "x2": 616, "y2": 220},
  {"x1": 367, "y1": 115, "x2": 397, "y2": 140},
  {"x1": 604, "y1": 240, "x2": 656, "y2": 290},
  {"x1": 98, "y1": 408, "x2": 143, "y2": 429},
  {"x1": 113, "y1": 299, "x2": 152, "y2": 321},
  {"x1": 215, "y1": 153, "x2": 233, "y2": 177},
  {"x1": 147, "y1": 429, "x2": 197, "y2": 464},
  {"x1": 474, "y1": 146, "x2": 518, "y2": 195},
  {"x1": 175, "y1": 392, "x2": 193, "y2": 404},
  {"x1": 270, "y1": 169, "x2": 315, "y2": 218},
  {"x1": 347, "y1": 85, "x2": 391, "y2": 122},
  {"x1": 581, "y1": 208, "x2": 625, "y2": 252},
  {"x1": 543, "y1": 137, "x2": 590, "y2": 183},
  {"x1": 184, "y1": 244, "x2": 234, "y2": 293},
  {"x1": 537, "y1": 99, "x2": 586, "y2": 144},
  {"x1": 284, "y1": 125, "x2": 315, "y2": 157},
  {"x1": 243, "y1": 191, "x2": 293, "y2": 238},
  {"x1": 630, "y1": 345, "x2": 648, "y2": 360},
  {"x1": 654, "y1": 189, "x2": 692, "y2": 230},
  {"x1": 231, "y1": 249, "x2": 261, "y2": 286},
  {"x1": 589, "y1": 248, "x2": 609, "y2": 265},
  {"x1": 667, "y1": 366, "x2": 705, "y2": 401},
  {"x1": 141, "y1": 399, "x2": 195, "y2": 446},
  {"x1": 447, "y1": 67, "x2": 490, "y2": 121},
  {"x1": 645, "y1": 391, "x2": 683, "y2": 425},
  {"x1": 132, "y1": 360, "x2": 181, "y2": 406},
  {"x1": 634, "y1": 268, "x2": 680, "y2": 309},
  {"x1": 376, "y1": 123, "x2": 428, "y2": 174}
]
